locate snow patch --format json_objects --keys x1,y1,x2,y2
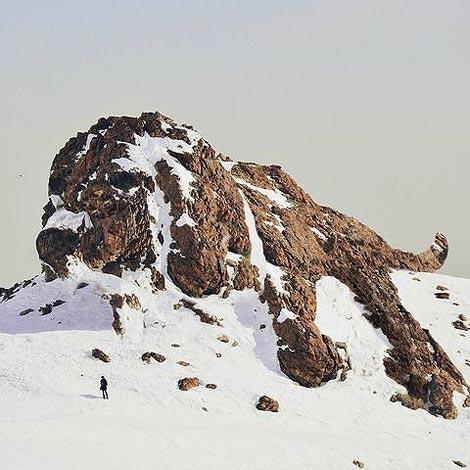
[{"x1": 235, "y1": 178, "x2": 292, "y2": 209}]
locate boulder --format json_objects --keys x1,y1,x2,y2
[
  {"x1": 256, "y1": 395, "x2": 279, "y2": 412},
  {"x1": 178, "y1": 377, "x2": 200, "y2": 391}
]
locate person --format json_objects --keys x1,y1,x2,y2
[{"x1": 100, "y1": 376, "x2": 109, "y2": 399}]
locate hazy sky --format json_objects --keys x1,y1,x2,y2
[{"x1": 0, "y1": 0, "x2": 469, "y2": 286}]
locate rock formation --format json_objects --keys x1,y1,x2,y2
[{"x1": 34, "y1": 111, "x2": 468, "y2": 418}]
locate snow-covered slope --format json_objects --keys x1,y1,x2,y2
[{"x1": 0, "y1": 269, "x2": 469, "y2": 470}]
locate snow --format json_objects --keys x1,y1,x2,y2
[
  {"x1": 276, "y1": 308, "x2": 298, "y2": 323},
  {"x1": 43, "y1": 207, "x2": 93, "y2": 232},
  {"x1": 311, "y1": 227, "x2": 328, "y2": 241},
  {"x1": 76, "y1": 133, "x2": 96, "y2": 158},
  {"x1": 235, "y1": 177, "x2": 292, "y2": 209},
  {"x1": 0, "y1": 269, "x2": 469, "y2": 469},
  {"x1": 113, "y1": 131, "x2": 200, "y2": 201},
  {"x1": 219, "y1": 160, "x2": 236, "y2": 171},
  {"x1": 240, "y1": 191, "x2": 288, "y2": 296},
  {"x1": 175, "y1": 212, "x2": 196, "y2": 228}
]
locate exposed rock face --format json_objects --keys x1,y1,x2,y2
[{"x1": 36, "y1": 111, "x2": 468, "y2": 418}]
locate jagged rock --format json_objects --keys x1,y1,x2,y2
[
  {"x1": 92, "y1": 349, "x2": 110, "y2": 363},
  {"x1": 77, "y1": 282, "x2": 88, "y2": 289},
  {"x1": 256, "y1": 395, "x2": 279, "y2": 412},
  {"x1": 142, "y1": 352, "x2": 166, "y2": 363},
  {"x1": 33, "y1": 110, "x2": 466, "y2": 418},
  {"x1": 178, "y1": 377, "x2": 200, "y2": 391},
  {"x1": 353, "y1": 460, "x2": 365, "y2": 468},
  {"x1": 217, "y1": 335, "x2": 229, "y2": 343}
]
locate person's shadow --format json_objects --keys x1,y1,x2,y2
[{"x1": 80, "y1": 394, "x2": 101, "y2": 400}]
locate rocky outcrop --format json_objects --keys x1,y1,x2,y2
[{"x1": 35, "y1": 111, "x2": 468, "y2": 418}]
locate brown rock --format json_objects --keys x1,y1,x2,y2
[
  {"x1": 205, "y1": 383, "x2": 217, "y2": 389},
  {"x1": 178, "y1": 377, "x2": 200, "y2": 391},
  {"x1": 217, "y1": 335, "x2": 229, "y2": 343},
  {"x1": 177, "y1": 360, "x2": 190, "y2": 367},
  {"x1": 142, "y1": 352, "x2": 166, "y2": 363},
  {"x1": 92, "y1": 348, "x2": 110, "y2": 363},
  {"x1": 256, "y1": 395, "x2": 279, "y2": 412}
]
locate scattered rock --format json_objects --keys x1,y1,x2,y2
[
  {"x1": 52, "y1": 299, "x2": 65, "y2": 307},
  {"x1": 256, "y1": 395, "x2": 279, "y2": 412},
  {"x1": 458, "y1": 314, "x2": 468, "y2": 322},
  {"x1": 171, "y1": 343, "x2": 181, "y2": 348},
  {"x1": 259, "y1": 324, "x2": 266, "y2": 329},
  {"x1": 201, "y1": 407, "x2": 208, "y2": 412},
  {"x1": 205, "y1": 383, "x2": 217, "y2": 389},
  {"x1": 453, "y1": 461, "x2": 467, "y2": 468},
  {"x1": 77, "y1": 282, "x2": 88, "y2": 289},
  {"x1": 92, "y1": 348, "x2": 110, "y2": 363},
  {"x1": 19, "y1": 308, "x2": 34, "y2": 316},
  {"x1": 435, "y1": 292, "x2": 450, "y2": 300},
  {"x1": 232, "y1": 341, "x2": 239, "y2": 347},
  {"x1": 436, "y1": 285, "x2": 448, "y2": 291},
  {"x1": 412, "y1": 277, "x2": 421, "y2": 281},
  {"x1": 353, "y1": 460, "x2": 365, "y2": 468},
  {"x1": 177, "y1": 360, "x2": 190, "y2": 367},
  {"x1": 178, "y1": 377, "x2": 200, "y2": 391},
  {"x1": 142, "y1": 352, "x2": 166, "y2": 363},
  {"x1": 452, "y1": 321, "x2": 469, "y2": 331},
  {"x1": 180, "y1": 299, "x2": 222, "y2": 326},
  {"x1": 217, "y1": 335, "x2": 229, "y2": 343},
  {"x1": 215, "y1": 353, "x2": 222, "y2": 358}
]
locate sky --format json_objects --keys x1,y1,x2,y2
[{"x1": 0, "y1": 0, "x2": 469, "y2": 285}]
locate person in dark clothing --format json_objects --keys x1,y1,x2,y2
[{"x1": 100, "y1": 376, "x2": 108, "y2": 399}]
